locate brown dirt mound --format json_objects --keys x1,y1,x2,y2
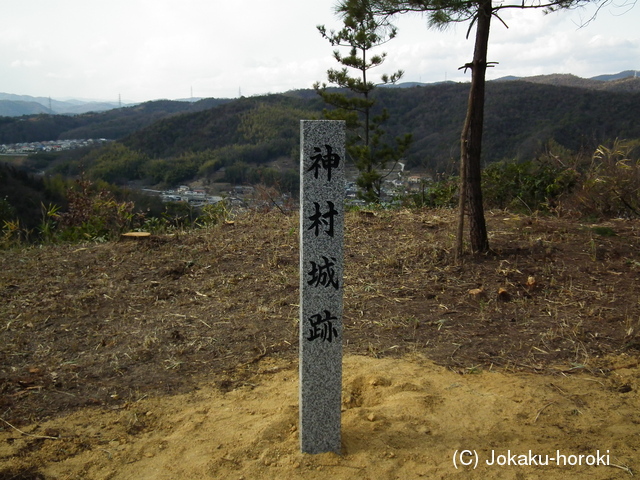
[{"x1": 1, "y1": 355, "x2": 638, "y2": 479}]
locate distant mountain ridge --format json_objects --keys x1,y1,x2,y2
[
  {"x1": 492, "y1": 70, "x2": 640, "y2": 92},
  {"x1": 591, "y1": 70, "x2": 639, "y2": 81},
  {"x1": 0, "y1": 97, "x2": 234, "y2": 144},
  {"x1": 0, "y1": 92, "x2": 125, "y2": 117},
  {"x1": 1, "y1": 70, "x2": 638, "y2": 118},
  {"x1": 390, "y1": 70, "x2": 640, "y2": 92}
]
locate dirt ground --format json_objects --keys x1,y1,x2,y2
[{"x1": 1, "y1": 209, "x2": 639, "y2": 479}]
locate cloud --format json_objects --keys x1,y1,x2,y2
[
  {"x1": 10, "y1": 59, "x2": 41, "y2": 68},
  {"x1": 0, "y1": 0, "x2": 637, "y2": 101},
  {"x1": 45, "y1": 72, "x2": 73, "y2": 80}
]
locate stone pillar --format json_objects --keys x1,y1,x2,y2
[{"x1": 299, "y1": 120, "x2": 345, "y2": 454}]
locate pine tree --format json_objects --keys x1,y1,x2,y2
[{"x1": 315, "y1": 0, "x2": 412, "y2": 203}]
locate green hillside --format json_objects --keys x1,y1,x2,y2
[
  {"x1": 115, "y1": 80, "x2": 640, "y2": 173},
  {"x1": 3, "y1": 77, "x2": 640, "y2": 244},
  {"x1": 5, "y1": 78, "x2": 640, "y2": 196},
  {"x1": 122, "y1": 94, "x2": 323, "y2": 157},
  {"x1": 377, "y1": 81, "x2": 640, "y2": 170}
]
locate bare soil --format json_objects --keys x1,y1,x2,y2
[{"x1": 1, "y1": 209, "x2": 639, "y2": 479}]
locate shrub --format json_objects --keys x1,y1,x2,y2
[
  {"x1": 572, "y1": 139, "x2": 640, "y2": 218},
  {"x1": 56, "y1": 179, "x2": 143, "y2": 241},
  {"x1": 197, "y1": 201, "x2": 230, "y2": 227},
  {"x1": 482, "y1": 157, "x2": 577, "y2": 213},
  {"x1": 401, "y1": 174, "x2": 458, "y2": 209}
]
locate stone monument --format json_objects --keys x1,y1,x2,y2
[{"x1": 299, "y1": 120, "x2": 345, "y2": 454}]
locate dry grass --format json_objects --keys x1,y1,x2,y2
[{"x1": 1, "y1": 208, "x2": 639, "y2": 425}]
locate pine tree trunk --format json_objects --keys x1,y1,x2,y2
[
  {"x1": 457, "y1": 0, "x2": 491, "y2": 255},
  {"x1": 455, "y1": 112, "x2": 468, "y2": 260}
]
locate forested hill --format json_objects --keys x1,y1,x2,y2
[
  {"x1": 0, "y1": 97, "x2": 232, "y2": 144},
  {"x1": 121, "y1": 94, "x2": 324, "y2": 158},
  {"x1": 119, "y1": 79, "x2": 640, "y2": 171},
  {"x1": 3, "y1": 77, "x2": 640, "y2": 173}
]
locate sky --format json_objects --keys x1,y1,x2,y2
[{"x1": 1, "y1": 0, "x2": 639, "y2": 103}]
